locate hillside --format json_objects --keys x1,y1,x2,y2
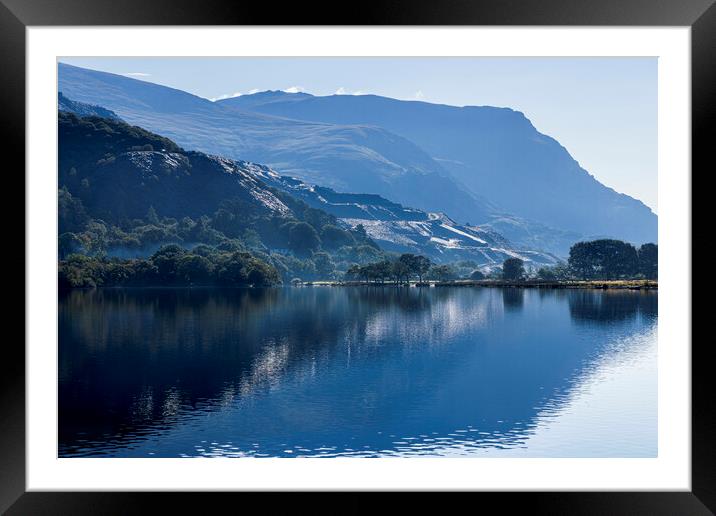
[
  {"x1": 245, "y1": 166, "x2": 558, "y2": 266},
  {"x1": 58, "y1": 112, "x2": 291, "y2": 221},
  {"x1": 58, "y1": 109, "x2": 555, "y2": 267}
]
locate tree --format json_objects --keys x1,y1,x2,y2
[
  {"x1": 151, "y1": 244, "x2": 187, "y2": 283},
  {"x1": 344, "y1": 264, "x2": 362, "y2": 282},
  {"x1": 429, "y1": 265, "x2": 457, "y2": 281},
  {"x1": 536, "y1": 263, "x2": 571, "y2": 281},
  {"x1": 177, "y1": 254, "x2": 214, "y2": 284},
  {"x1": 240, "y1": 228, "x2": 262, "y2": 250},
  {"x1": 288, "y1": 222, "x2": 321, "y2": 255},
  {"x1": 469, "y1": 269, "x2": 485, "y2": 280},
  {"x1": 58, "y1": 187, "x2": 89, "y2": 233},
  {"x1": 398, "y1": 254, "x2": 432, "y2": 283},
  {"x1": 638, "y1": 243, "x2": 658, "y2": 279},
  {"x1": 375, "y1": 260, "x2": 393, "y2": 283},
  {"x1": 246, "y1": 261, "x2": 280, "y2": 286},
  {"x1": 320, "y1": 225, "x2": 355, "y2": 250},
  {"x1": 536, "y1": 266, "x2": 557, "y2": 281},
  {"x1": 217, "y1": 251, "x2": 250, "y2": 285},
  {"x1": 502, "y1": 258, "x2": 525, "y2": 281},
  {"x1": 391, "y1": 260, "x2": 411, "y2": 284},
  {"x1": 568, "y1": 239, "x2": 639, "y2": 279}
]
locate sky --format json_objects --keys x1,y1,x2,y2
[{"x1": 60, "y1": 57, "x2": 658, "y2": 212}]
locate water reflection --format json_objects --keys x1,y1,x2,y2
[
  {"x1": 502, "y1": 288, "x2": 524, "y2": 311},
  {"x1": 59, "y1": 287, "x2": 657, "y2": 457},
  {"x1": 568, "y1": 290, "x2": 657, "y2": 325}
]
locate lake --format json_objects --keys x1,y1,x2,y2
[{"x1": 58, "y1": 286, "x2": 657, "y2": 458}]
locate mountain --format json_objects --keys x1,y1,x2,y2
[
  {"x1": 58, "y1": 108, "x2": 555, "y2": 266},
  {"x1": 58, "y1": 111, "x2": 291, "y2": 222},
  {"x1": 246, "y1": 166, "x2": 558, "y2": 266},
  {"x1": 57, "y1": 63, "x2": 496, "y2": 225},
  {"x1": 220, "y1": 91, "x2": 658, "y2": 248}
]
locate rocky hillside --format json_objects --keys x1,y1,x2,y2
[{"x1": 245, "y1": 165, "x2": 559, "y2": 266}]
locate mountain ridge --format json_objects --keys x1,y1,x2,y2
[
  {"x1": 219, "y1": 90, "x2": 657, "y2": 246},
  {"x1": 58, "y1": 63, "x2": 497, "y2": 227},
  {"x1": 58, "y1": 64, "x2": 656, "y2": 256}
]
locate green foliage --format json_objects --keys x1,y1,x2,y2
[
  {"x1": 398, "y1": 254, "x2": 432, "y2": 282},
  {"x1": 288, "y1": 222, "x2": 321, "y2": 255},
  {"x1": 502, "y1": 258, "x2": 525, "y2": 281},
  {"x1": 469, "y1": 269, "x2": 486, "y2": 280},
  {"x1": 536, "y1": 266, "x2": 557, "y2": 281},
  {"x1": 536, "y1": 263, "x2": 571, "y2": 281},
  {"x1": 428, "y1": 264, "x2": 457, "y2": 281},
  {"x1": 568, "y1": 239, "x2": 640, "y2": 279},
  {"x1": 59, "y1": 244, "x2": 282, "y2": 289},
  {"x1": 343, "y1": 254, "x2": 435, "y2": 284},
  {"x1": 638, "y1": 243, "x2": 658, "y2": 280},
  {"x1": 58, "y1": 187, "x2": 89, "y2": 233},
  {"x1": 177, "y1": 254, "x2": 214, "y2": 284},
  {"x1": 320, "y1": 224, "x2": 355, "y2": 250}
]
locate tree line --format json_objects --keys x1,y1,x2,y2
[
  {"x1": 59, "y1": 244, "x2": 281, "y2": 289},
  {"x1": 340, "y1": 239, "x2": 657, "y2": 285}
]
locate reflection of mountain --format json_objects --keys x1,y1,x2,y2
[{"x1": 59, "y1": 288, "x2": 657, "y2": 457}]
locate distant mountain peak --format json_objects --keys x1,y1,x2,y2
[{"x1": 217, "y1": 89, "x2": 313, "y2": 109}]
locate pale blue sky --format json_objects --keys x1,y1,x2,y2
[{"x1": 60, "y1": 57, "x2": 658, "y2": 212}]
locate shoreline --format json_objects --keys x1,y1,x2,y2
[
  {"x1": 59, "y1": 279, "x2": 658, "y2": 291},
  {"x1": 300, "y1": 279, "x2": 658, "y2": 290}
]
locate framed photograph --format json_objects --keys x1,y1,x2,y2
[{"x1": 3, "y1": 0, "x2": 711, "y2": 512}]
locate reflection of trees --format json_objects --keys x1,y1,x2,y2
[
  {"x1": 58, "y1": 287, "x2": 656, "y2": 456},
  {"x1": 59, "y1": 287, "x2": 451, "y2": 454},
  {"x1": 502, "y1": 288, "x2": 524, "y2": 311},
  {"x1": 567, "y1": 290, "x2": 657, "y2": 325}
]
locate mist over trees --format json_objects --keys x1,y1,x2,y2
[{"x1": 57, "y1": 112, "x2": 384, "y2": 287}]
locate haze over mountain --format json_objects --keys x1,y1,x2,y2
[
  {"x1": 58, "y1": 108, "x2": 554, "y2": 266},
  {"x1": 220, "y1": 91, "x2": 658, "y2": 248},
  {"x1": 58, "y1": 63, "x2": 495, "y2": 228},
  {"x1": 58, "y1": 63, "x2": 657, "y2": 256}
]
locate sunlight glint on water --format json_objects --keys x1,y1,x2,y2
[{"x1": 59, "y1": 287, "x2": 657, "y2": 458}]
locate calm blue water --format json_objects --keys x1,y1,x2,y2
[{"x1": 58, "y1": 287, "x2": 657, "y2": 458}]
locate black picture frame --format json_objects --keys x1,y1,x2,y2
[{"x1": 2, "y1": 0, "x2": 710, "y2": 513}]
